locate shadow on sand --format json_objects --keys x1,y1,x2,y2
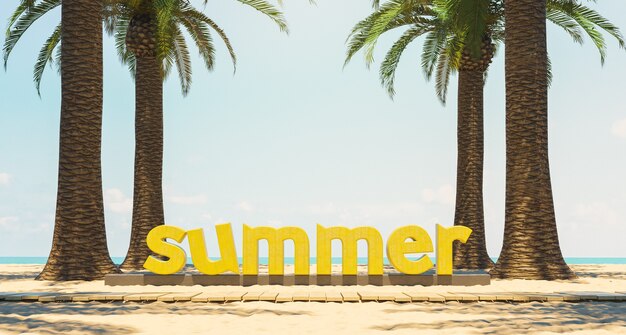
[{"x1": 373, "y1": 301, "x2": 626, "y2": 334}]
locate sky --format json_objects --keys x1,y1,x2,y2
[{"x1": 0, "y1": 0, "x2": 625, "y2": 259}]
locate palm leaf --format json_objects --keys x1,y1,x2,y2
[
  {"x1": 33, "y1": 22, "x2": 60, "y2": 95},
  {"x1": 3, "y1": 0, "x2": 60, "y2": 69},
  {"x1": 380, "y1": 25, "x2": 431, "y2": 97},
  {"x1": 234, "y1": 0, "x2": 288, "y2": 33}
]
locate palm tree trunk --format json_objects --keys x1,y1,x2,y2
[
  {"x1": 120, "y1": 55, "x2": 164, "y2": 270},
  {"x1": 37, "y1": 0, "x2": 119, "y2": 280},
  {"x1": 490, "y1": 0, "x2": 575, "y2": 279},
  {"x1": 453, "y1": 69, "x2": 494, "y2": 270}
]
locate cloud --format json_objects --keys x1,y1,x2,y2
[
  {"x1": 574, "y1": 202, "x2": 619, "y2": 226},
  {"x1": 0, "y1": 173, "x2": 11, "y2": 185},
  {"x1": 236, "y1": 201, "x2": 254, "y2": 212},
  {"x1": 421, "y1": 184, "x2": 455, "y2": 206},
  {"x1": 0, "y1": 216, "x2": 52, "y2": 234},
  {"x1": 612, "y1": 118, "x2": 626, "y2": 139},
  {"x1": 169, "y1": 194, "x2": 208, "y2": 205},
  {"x1": 0, "y1": 216, "x2": 19, "y2": 231},
  {"x1": 104, "y1": 188, "x2": 133, "y2": 213}
]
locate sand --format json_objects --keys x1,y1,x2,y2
[{"x1": 1, "y1": 264, "x2": 626, "y2": 335}]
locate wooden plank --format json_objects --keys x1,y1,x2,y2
[
  {"x1": 340, "y1": 291, "x2": 360, "y2": 302},
  {"x1": 87, "y1": 294, "x2": 109, "y2": 301},
  {"x1": 491, "y1": 292, "x2": 527, "y2": 302},
  {"x1": 53, "y1": 294, "x2": 75, "y2": 302},
  {"x1": 594, "y1": 292, "x2": 626, "y2": 301},
  {"x1": 71, "y1": 293, "x2": 99, "y2": 302},
  {"x1": 309, "y1": 292, "x2": 326, "y2": 302},
  {"x1": 157, "y1": 292, "x2": 201, "y2": 302},
  {"x1": 259, "y1": 292, "x2": 279, "y2": 302},
  {"x1": 447, "y1": 292, "x2": 479, "y2": 302},
  {"x1": 401, "y1": 292, "x2": 429, "y2": 302},
  {"x1": 207, "y1": 293, "x2": 227, "y2": 303},
  {"x1": 174, "y1": 292, "x2": 202, "y2": 302},
  {"x1": 400, "y1": 292, "x2": 445, "y2": 302},
  {"x1": 6, "y1": 293, "x2": 56, "y2": 301},
  {"x1": 38, "y1": 295, "x2": 60, "y2": 303},
  {"x1": 0, "y1": 293, "x2": 21, "y2": 301},
  {"x1": 357, "y1": 291, "x2": 378, "y2": 302},
  {"x1": 141, "y1": 292, "x2": 170, "y2": 302},
  {"x1": 104, "y1": 293, "x2": 127, "y2": 301},
  {"x1": 558, "y1": 291, "x2": 603, "y2": 301},
  {"x1": 224, "y1": 292, "x2": 246, "y2": 302},
  {"x1": 559, "y1": 291, "x2": 625, "y2": 301},
  {"x1": 377, "y1": 294, "x2": 396, "y2": 302},
  {"x1": 386, "y1": 292, "x2": 410, "y2": 303},
  {"x1": 325, "y1": 291, "x2": 343, "y2": 303},
  {"x1": 438, "y1": 293, "x2": 463, "y2": 302},
  {"x1": 292, "y1": 291, "x2": 310, "y2": 302},
  {"x1": 190, "y1": 292, "x2": 224, "y2": 303},
  {"x1": 242, "y1": 291, "x2": 264, "y2": 302},
  {"x1": 474, "y1": 293, "x2": 497, "y2": 301},
  {"x1": 124, "y1": 293, "x2": 161, "y2": 302},
  {"x1": 275, "y1": 292, "x2": 293, "y2": 303}
]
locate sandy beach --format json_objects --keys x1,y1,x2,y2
[{"x1": 1, "y1": 264, "x2": 626, "y2": 334}]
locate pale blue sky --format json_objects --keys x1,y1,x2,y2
[{"x1": 0, "y1": 0, "x2": 625, "y2": 258}]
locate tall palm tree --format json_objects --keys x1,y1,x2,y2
[
  {"x1": 345, "y1": 0, "x2": 623, "y2": 271},
  {"x1": 5, "y1": 0, "x2": 287, "y2": 271},
  {"x1": 112, "y1": 0, "x2": 286, "y2": 270},
  {"x1": 488, "y1": 0, "x2": 623, "y2": 279},
  {"x1": 15, "y1": 0, "x2": 120, "y2": 280}
]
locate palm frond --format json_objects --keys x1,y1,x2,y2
[
  {"x1": 179, "y1": 15, "x2": 216, "y2": 72},
  {"x1": 421, "y1": 28, "x2": 447, "y2": 80},
  {"x1": 434, "y1": 33, "x2": 463, "y2": 103},
  {"x1": 33, "y1": 22, "x2": 60, "y2": 95},
  {"x1": 345, "y1": 0, "x2": 425, "y2": 67},
  {"x1": 234, "y1": 0, "x2": 288, "y2": 33},
  {"x1": 546, "y1": 9, "x2": 584, "y2": 44},
  {"x1": 3, "y1": 0, "x2": 60, "y2": 69},
  {"x1": 436, "y1": 0, "x2": 488, "y2": 57},
  {"x1": 380, "y1": 25, "x2": 431, "y2": 98},
  {"x1": 171, "y1": 25, "x2": 193, "y2": 95},
  {"x1": 548, "y1": 0, "x2": 625, "y2": 64},
  {"x1": 181, "y1": 8, "x2": 237, "y2": 72},
  {"x1": 6, "y1": 0, "x2": 37, "y2": 34}
]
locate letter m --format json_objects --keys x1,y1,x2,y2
[
  {"x1": 317, "y1": 224, "x2": 383, "y2": 275},
  {"x1": 243, "y1": 225, "x2": 310, "y2": 275}
]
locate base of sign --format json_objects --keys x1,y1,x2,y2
[{"x1": 104, "y1": 271, "x2": 490, "y2": 286}]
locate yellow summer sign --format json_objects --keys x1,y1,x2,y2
[{"x1": 143, "y1": 224, "x2": 472, "y2": 276}]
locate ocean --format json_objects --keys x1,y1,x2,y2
[{"x1": 1, "y1": 257, "x2": 625, "y2": 265}]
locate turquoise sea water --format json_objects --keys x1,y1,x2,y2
[{"x1": 1, "y1": 257, "x2": 625, "y2": 265}]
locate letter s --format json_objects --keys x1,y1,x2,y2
[{"x1": 143, "y1": 225, "x2": 188, "y2": 275}]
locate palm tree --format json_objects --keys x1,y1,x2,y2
[
  {"x1": 345, "y1": 0, "x2": 623, "y2": 271},
  {"x1": 12, "y1": 0, "x2": 120, "y2": 280},
  {"x1": 5, "y1": 0, "x2": 287, "y2": 271},
  {"x1": 112, "y1": 0, "x2": 286, "y2": 270},
  {"x1": 489, "y1": 0, "x2": 622, "y2": 280}
]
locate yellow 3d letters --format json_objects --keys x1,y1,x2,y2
[
  {"x1": 316, "y1": 224, "x2": 383, "y2": 275},
  {"x1": 188, "y1": 223, "x2": 239, "y2": 275},
  {"x1": 143, "y1": 225, "x2": 187, "y2": 275},
  {"x1": 386, "y1": 225, "x2": 434, "y2": 274},
  {"x1": 243, "y1": 225, "x2": 310, "y2": 275},
  {"x1": 436, "y1": 224, "x2": 473, "y2": 275},
  {"x1": 143, "y1": 223, "x2": 473, "y2": 276}
]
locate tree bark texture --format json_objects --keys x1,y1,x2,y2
[
  {"x1": 38, "y1": 0, "x2": 119, "y2": 280},
  {"x1": 490, "y1": 0, "x2": 575, "y2": 279},
  {"x1": 453, "y1": 69, "x2": 494, "y2": 270},
  {"x1": 120, "y1": 55, "x2": 164, "y2": 270}
]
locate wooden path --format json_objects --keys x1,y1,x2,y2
[{"x1": 2, "y1": 291, "x2": 626, "y2": 303}]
